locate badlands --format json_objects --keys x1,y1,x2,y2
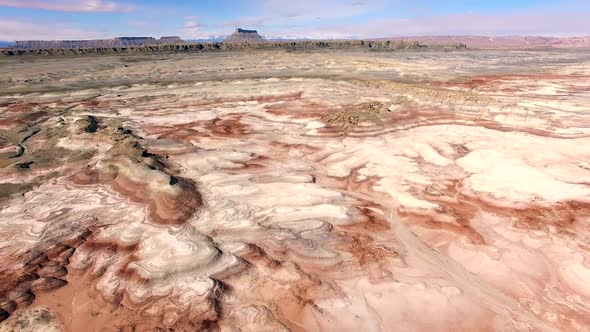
[{"x1": 1, "y1": 48, "x2": 590, "y2": 331}]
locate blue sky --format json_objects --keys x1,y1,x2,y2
[{"x1": 0, "y1": 0, "x2": 589, "y2": 40}]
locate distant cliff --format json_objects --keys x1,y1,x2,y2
[
  {"x1": 370, "y1": 36, "x2": 590, "y2": 49},
  {"x1": 224, "y1": 29, "x2": 265, "y2": 43},
  {"x1": 0, "y1": 40, "x2": 465, "y2": 56},
  {"x1": 12, "y1": 36, "x2": 183, "y2": 50}
]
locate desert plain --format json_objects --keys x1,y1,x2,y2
[{"x1": 1, "y1": 48, "x2": 590, "y2": 331}]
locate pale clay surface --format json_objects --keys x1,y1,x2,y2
[{"x1": 0, "y1": 49, "x2": 590, "y2": 331}]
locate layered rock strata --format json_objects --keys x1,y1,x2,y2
[
  {"x1": 13, "y1": 36, "x2": 184, "y2": 50},
  {"x1": 0, "y1": 49, "x2": 590, "y2": 331},
  {"x1": 224, "y1": 28, "x2": 265, "y2": 43},
  {"x1": 1, "y1": 39, "x2": 436, "y2": 56}
]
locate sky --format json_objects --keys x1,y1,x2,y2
[{"x1": 0, "y1": 0, "x2": 589, "y2": 41}]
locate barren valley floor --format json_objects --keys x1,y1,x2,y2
[{"x1": 1, "y1": 49, "x2": 590, "y2": 331}]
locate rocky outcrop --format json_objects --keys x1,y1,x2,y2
[
  {"x1": 371, "y1": 36, "x2": 590, "y2": 49},
  {"x1": 224, "y1": 28, "x2": 265, "y2": 43},
  {"x1": 71, "y1": 156, "x2": 202, "y2": 225},
  {"x1": 12, "y1": 36, "x2": 184, "y2": 50},
  {"x1": 1, "y1": 40, "x2": 439, "y2": 56},
  {"x1": 159, "y1": 36, "x2": 183, "y2": 44}
]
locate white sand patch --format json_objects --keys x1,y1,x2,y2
[{"x1": 458, "y1": 149, "x2": 590, "y2": 202}]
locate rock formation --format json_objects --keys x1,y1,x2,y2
[
  {"x1": 371, "y1": 35, "x2": 590, "y2": 49},
  {"x1": 3, "y1": 42, "x2": 590, "y2": 332},
  {"x1": 8, "y1": 34, "x2": 590, "y2": 52},
  {"x1": 224, "y1": 28, "x2": 265, "y2": 43},
  {"x1": 2, "y1": 39, "x2": 436, "y2": 56},
  {"x1": 12, "y1": 36, "x2": 184, "y2": 50}
]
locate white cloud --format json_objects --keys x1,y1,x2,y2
[
  {"x1": 260, "y1": 0, "x2": 382, "y2": 21},
  {"x1": 0, "y1": 0, "x2": 135, "y2": 12},
  {"x1": 3, "y1": 1, "x2": 589, "y2": 40},
  {"x1": 193, "y1": 0, "x2": 385, "y2": 36},
  {"x1": 182, "y1": 19, "x2": 204, "y2": 38},
  {"x1": 248, "y1": 8, "x2": 590, "y2": 39},
  {"x1": 184, "y1": 21, "x2": 199, "y2": 29},
  {"x1": 0, "y1": 19, "x2": 108, "y2": 40}
]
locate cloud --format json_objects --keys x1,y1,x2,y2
[
  {"x1": 182, "y1": 18, "x2": 205, "y2": 37},
  {"x1": 221, "y1": 18, "x2": 265, "y2": 28},
  {"x1": 182, "y1": 0, "x2": 590, "y2": 39},
  {"x1": 259, "y1": 0, "x2": 382, "y2": 20},
  {"x1": 3, "y1": 1, "x2": 589, "y2": 40},
  {"x1": 184, "y1": 0, "x2": 382, "y2": 37},
  {"x1": 0, "y1": 19, "x2": 109, "y2": 40},
  {"x1": 183, "y1": 21, "x2": 200, "y2": 29},
  {"x1": 0, "y1": 0, "x2": 135, "y2": 13},
  {"x1": 192, "y1": 0, "x2": 383, "y2": 35},
  {"x1": 253, "y1": 8, "x2": 590, "y2": 39}
]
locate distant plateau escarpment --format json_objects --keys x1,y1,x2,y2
[
  {"x1": 1, "y1": 39, "x2": 454, "y2": 56},
  {"x1": 12, "y1": 36, "x2": 183, "y2": 50}
]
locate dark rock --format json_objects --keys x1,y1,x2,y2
[
  {"x1": 2, "y1": 39, "x2": 431, "y2": 57},
  {"x1": 0, "y1": 308, "x2": 9, "y2": 322},
  {"x1": 85, "y1": 115, "x2": 99, "y2": 133},
  {"x1": 17, "y1": 161, "x2": 34, "y2": 169}
]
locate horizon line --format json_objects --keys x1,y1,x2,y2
[{"x1": 3, "y1": 34, "x2": 590, "y2": 43}]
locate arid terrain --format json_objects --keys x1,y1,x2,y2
[
  {"x1": 1, "y1": 48, "x2": 590, "y2": 331},
  {"x1": 373, "y1": 36, "x2": 590, "y2": 49}
]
